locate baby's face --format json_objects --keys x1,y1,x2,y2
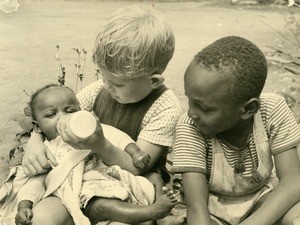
[
  {"x1": 33, "y1": 87, "x2": 80, "y2": 140},
  {"x1": 184, "y1": 60, "x2": 243, "y2": 137},
  {"x1": 101, "y1": 71, "x2": 153, "y2": 104}
]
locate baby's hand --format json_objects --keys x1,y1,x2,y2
[
  {"x1": 131, "y1": 150, "x2": 151, "y2": 169},
  {"x1": 15, "y1": 207, "x2": 33, "y2": 225}
]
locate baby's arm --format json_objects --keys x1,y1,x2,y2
[
  {"x1": 22, "y1": 131, "x2": 58, "y2": 176},
  {"x1": 15, "y1": 168, "x2": 47, "y2": 225},
  {"x1": 15, "y1": 200, "x2": 33, "y2": 225},
  {"x1": 241, "y1": 147, "x2": 300, "y2": 225},
  {"x1": 182, "y1": 172, "x2": 212, "y2": 225}
]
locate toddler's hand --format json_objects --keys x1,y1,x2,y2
[
  {"x1": 59, "y1": 115, "x2": 106, "y2": 150},
  {"x1": 15, "y1": 207, "x2": 33, "y2": 225},
  {"x1": 22, "y1": 131, "x2": 57, "y2": 176},
  {"x1": 131, "y1": 150, "x2": 151, "y2": 169}
]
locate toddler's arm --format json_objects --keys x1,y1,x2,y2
[
  {"x1": 15, "y1": 200, "x2": 33, "y2": 225},
  {"x1": 22, "y1": 131, "x2": 58, "y2": 176},
  {"x1": 59, "y1": 117, "x2": 158, "y2": 175},
  {"x1": 125, "y1": 143, "x2": 151, "y2": 169},
  {"x1": 101, "y1": 124, "x2": 151, "y2": 169}
]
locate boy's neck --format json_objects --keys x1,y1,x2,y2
[{"x1": 217, "y1": 117, "x2": 254, "y2": 149}]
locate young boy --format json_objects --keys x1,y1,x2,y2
[
  {"x1": 171, "y1": 36, "x2": 300, "y2": 225},
  {"x1": 0, "y1": 84, "x2": 179, "y2": 225},
  {"x1": 21, "y1": 5, "x2": 183, "y2": 225}
]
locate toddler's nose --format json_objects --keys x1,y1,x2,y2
[{"x1": 103, "y1": 80, "x2": 114, "y2": 92}]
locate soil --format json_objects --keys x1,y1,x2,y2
[{"x1": 0, "y1": 1, "x2": 300, "y2": 185}]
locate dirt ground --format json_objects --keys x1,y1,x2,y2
[{"x1": 0, "y1": 1, "x2": 300, "y2": 184}]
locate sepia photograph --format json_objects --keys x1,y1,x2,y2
[{"x1": 1, "y1": 0, "x2": 300, "y2": 224}]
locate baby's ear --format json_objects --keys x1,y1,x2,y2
[
  {"x1": 149, "y1": 74, "x2": 165, "y2": 89},
  {"x1": 32, "y1": 121, "x2": 43, "y2": 134},
  {"x1": 240, "y1": 98, "x2": 260, "y2": 120}
]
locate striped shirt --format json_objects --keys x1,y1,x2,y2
[{"x1": 171, "y1": 93, "x2": 300, "y2": 180}]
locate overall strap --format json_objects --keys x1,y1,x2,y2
[{"x1": 93, "y1": 84, "x2": 168, "y2": 141}]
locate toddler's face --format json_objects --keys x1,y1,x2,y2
[
  {"x1": 184, "y1": 61, "x2": 243, "y2": 137},
  {"x1": 101, "y1": 72, "x2": 153, "y2": 104},
  {"x1": 33, "y1": 88, "x2": 80, "y2": 140}
]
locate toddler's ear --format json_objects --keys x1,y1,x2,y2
[
  {"x1": 149, "y1": 74, "x2": 165, "y2": 89},
  {"x1": 240, "y1": 98, "x2": 260, "y2": 120},
  {"x1": 32, "y1": 121, "x2": 43, "y2": 134}
]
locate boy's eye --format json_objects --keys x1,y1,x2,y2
[
  {"x1": 190, "y1": 100, "x2": 210, "y2": 112},
  {"x1": 113, "y1": 83, "x2": 123, "y2": 88}
]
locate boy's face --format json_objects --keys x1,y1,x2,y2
[
  {"x1": 184, "y1": 60, "x2": 243, "y2": 137},
  {"x1": 101, "y1": 72, "x2": 154, "y2": 104},
  {"x1": 33, "y1": 87, "x2": 80, "y2": 140}
]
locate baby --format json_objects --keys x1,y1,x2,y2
[{"x1": 0, "y1": 84, "x2": 179, "y2": 225}]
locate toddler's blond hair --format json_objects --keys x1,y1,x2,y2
[{"x1": 92, "y1": 5, "x2": 175, "y2": 79}]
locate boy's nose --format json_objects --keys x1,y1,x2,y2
[{"x1": 187, "y1": 107, "x2": 198, "y2": 120}]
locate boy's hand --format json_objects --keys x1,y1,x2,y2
[
  {"x1": 22, "y1": 132, "x2": 58, "y2": 176},
  {"x1": 131, "y1": 150, "x2": 151, "y2": 169}
]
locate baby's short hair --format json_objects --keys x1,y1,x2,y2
[
  {"x1": 92, "y1": 5, "x2": 175, "y2": 79},
  {"x1": 29, "y1": 84, "x2": 75, "y2": 120},
  {"x1": 194, "y1": 36, "x2": 268, "y2": 103}
]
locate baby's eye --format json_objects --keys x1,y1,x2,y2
[
  {"x1": 45, "y1": 112, "x2": 55, "y2": 118},
  {"x1": 66, "y1": 108, "x2": 77, "y2": 114}
]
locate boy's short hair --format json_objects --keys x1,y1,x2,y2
[
  {"x1": 92, "y1": 5, "x2": 175, "y2": 79},
  {"x1": 194, "y1": 36, "x2": 268, "y2": 103}
]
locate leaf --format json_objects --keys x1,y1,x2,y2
[{"x1": 7, "y1": 114, "x2": 33, "y2": 132}]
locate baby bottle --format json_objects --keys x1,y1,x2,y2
[{"x1": 57, "y1": 111, "x2": 97, "y2": 139}]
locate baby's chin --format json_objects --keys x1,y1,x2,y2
[{"x1": 45, "y1": 132, "x2": 60, "y2": 142}]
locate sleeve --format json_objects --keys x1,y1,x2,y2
[
  {"x1": 170, "y1": 113, "x2": 207, "y2": 174},
  {"x1": 138, "y1": 90, "x2": 182, "y2": 147},
  {"x1": 267, "y1": 95, "x2": 300, "y2": 155},
  {"x1": 17, "y1": 171, "x2": 46, "y2": 206},
  {"x1": 76, "y1": 80, "x2": 104, "y2": 112},
  {"x1": 102, "y1": 124, "x2": 135, "y2": 150}
]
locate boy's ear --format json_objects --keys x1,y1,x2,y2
[
  {"x1": 240, "y1": 98, "x2": 260, "y2": 120},
  {"x1": 32, "y1": 120, "x2": 43, "y2": 134},
  {"x1": 149, "y1": 74, "x2": 165, "y2": 89}
]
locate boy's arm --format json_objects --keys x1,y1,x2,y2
[
  {"x1": 22, "y1": 131, "x2": 58, "y2": 176},
  {"x1": 182, "y1": 172, "x2": 212, "y2": 225},
  {"x1": 241, "y1": 147, "x2": 300, "y2": 225}
]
